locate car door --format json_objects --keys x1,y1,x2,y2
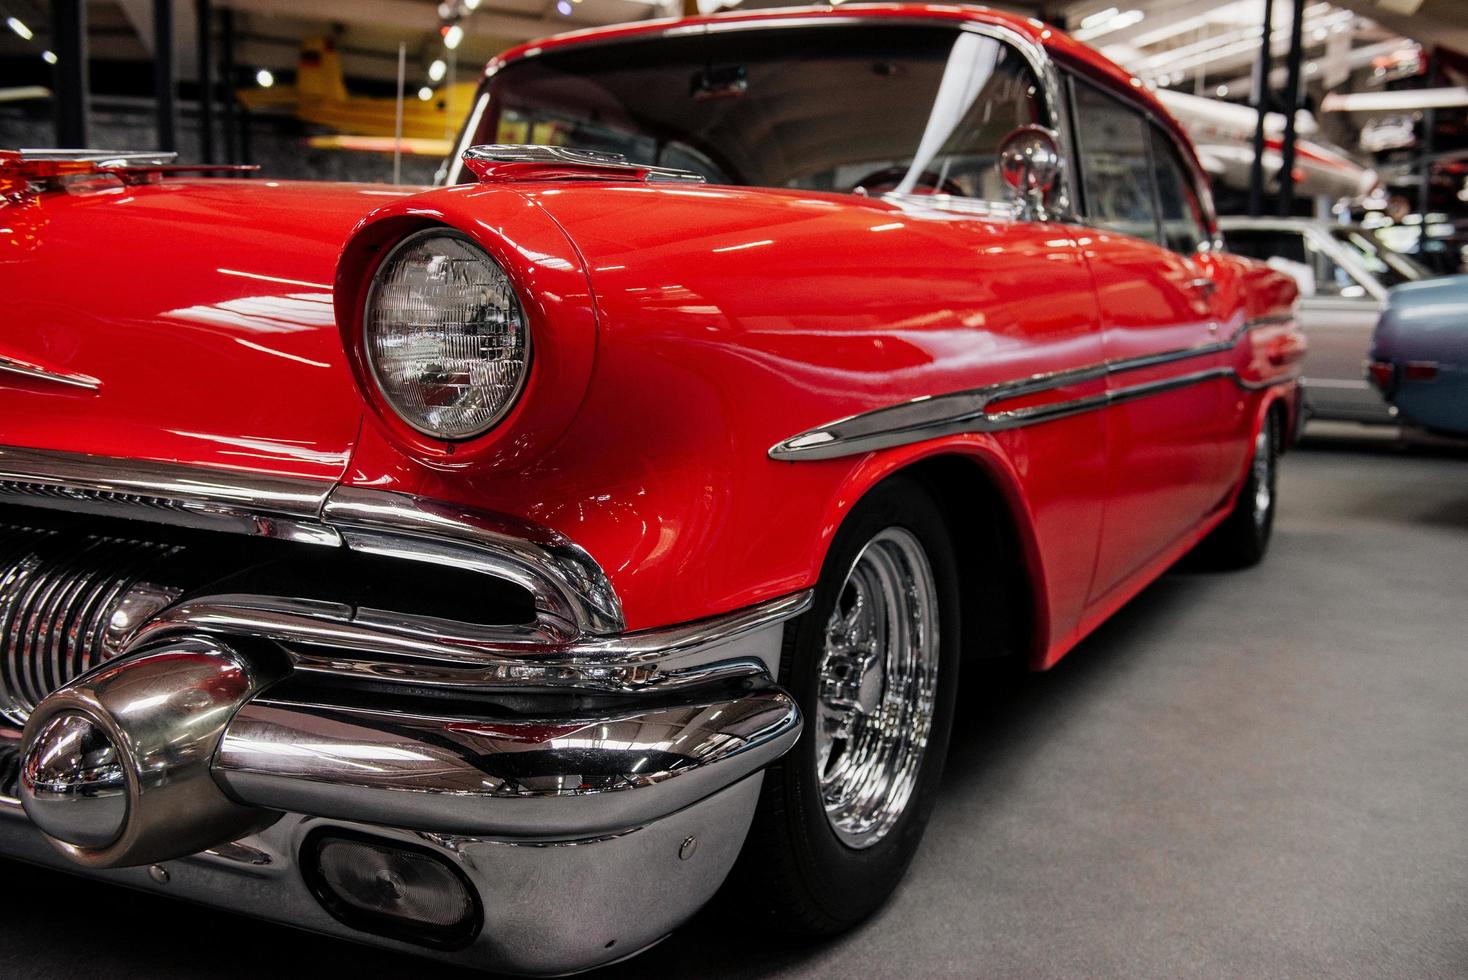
[
  {"x1": 1067, "y1": 77, "x2": 1233, "y2": 603},
  {"x1": 1226, "y1": 226, "x2": 1389, "y2": 423}
]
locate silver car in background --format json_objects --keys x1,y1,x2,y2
[{"x1": 1220, "y1": 217, "x2": 1433, "y2": 425}]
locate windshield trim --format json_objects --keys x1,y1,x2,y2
[{"x1": 438, "y1": 16, "x2": 1074, "y2": 221}]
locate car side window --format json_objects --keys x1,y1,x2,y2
[
  {"x1": 1070, "y1": 80, "x2": 1159, "y2": 243},
  {"x1": 1149, "y1": 127, "x2": 1208, "y2": 255}
]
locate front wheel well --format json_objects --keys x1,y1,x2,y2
[
  {"x1": 892, "y1": 455, "x2": 1035, "y2": 665},
  {"x1": 1270, "y1": 397, "x2": 1290, "y2": 452}
]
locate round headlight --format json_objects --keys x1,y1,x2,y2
[{"x1": 364, "y1": 229, "x2": 531, "y2": 440}]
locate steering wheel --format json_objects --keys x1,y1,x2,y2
[{"x1": 850, "y1": 166, "x2": 965, "y2": 197}]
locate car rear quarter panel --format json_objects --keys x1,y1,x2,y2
[{"x1": 1221, "y1": 253, "x2": 1306, "y2": 462}]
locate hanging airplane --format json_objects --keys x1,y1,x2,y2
[
  {"x1": 236, "y1": 37, "x2": 470, "y2": 156},
  {"x1": 1158, "y1": 88, "x2": 1379, "y2": 200}
]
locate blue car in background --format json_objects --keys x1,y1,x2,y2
[{"x1": 1369, "y1": 276, "x2": 1468, "y2": 437}]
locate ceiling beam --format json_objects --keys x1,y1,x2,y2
[
  {"x1": 211, "y1": 0, "x2": 664, "y2": 45},
  {"x1": 1329, "y1": 0, "x2": 1468, "y2": 55}
]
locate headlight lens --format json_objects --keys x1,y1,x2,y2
[{"x1": 364, "y1": 230, "x2": 530, "y2": 439}]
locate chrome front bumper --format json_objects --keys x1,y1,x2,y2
[
  {"x1": 0, "y1": 445, "x2": 810, "y2": 975},
  {"x1": 0, "y1": 604, "x2": 800, "y2": 974}
]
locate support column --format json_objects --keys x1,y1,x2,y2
[
  {"x1": 196, "y1": 0, "x2": 214, "y2": 164},
  {"x1": 1247, "y1": 0, "x2": 1275, "y2": 216},
  {"x1": 51, "y1": 0, "x2": 89, "y2": 148},
  {"x1": 1277, "y1": 0, "x2": 1307, "y2": 217},
  {"x1": 1419, "y1": 52, "x2": 1440, "y2": 224},
  {"x1": 220, "y1": 7, "x2": 237, "y2": 163},
  {"x1": 154, "y1": 0, "x2": 177, "y2": 153}
]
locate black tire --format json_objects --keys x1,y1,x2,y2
[
  {"x1": 1193, "y1": 410, "x2": 1279, "y2": 569},
  {"x1": 728, "y1": 475, "x2": 961, "y2": 935}
]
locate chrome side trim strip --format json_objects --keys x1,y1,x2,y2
[
  {"x1": 0, "y1": 446, "x2": 339, "y2": 546},
  {"x1": 0, "y1": 355, "x2": 100, "y2": 392},
  {"x1": 770, "y1": 316, "x2": 1296, "y2": 461}
]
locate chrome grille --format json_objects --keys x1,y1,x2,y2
[{"x1": 0, "y1": 524, "x2": 183, "y2": 724}]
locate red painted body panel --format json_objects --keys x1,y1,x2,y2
[
  {"x1": 0, "y1": 179, "x2": 418, "y2": 480},
  {"x1": 0, "y1": 4, "x2": 1304, "y2": 673},
  {"x1": 339, "y1": 185, "x2": 1114, "y2": 647}
]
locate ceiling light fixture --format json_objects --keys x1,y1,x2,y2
[{"x1": 1074, "y1": 9, "x2": 1143, "y2": 42}]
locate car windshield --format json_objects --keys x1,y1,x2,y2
[
  {"x1": 452, "y1": 24, "x2": 1045, "y2": 198},
  {"x1": 1329, "y1": 227, "x2": 1431, "y2": 288}
]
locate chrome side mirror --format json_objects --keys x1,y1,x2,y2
[{"x1": 997, "y1": 125, "x2": 1062, "y2": 221}]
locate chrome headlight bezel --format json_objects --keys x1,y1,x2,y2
[{"x1": 361, "y1": 227, "x2": 533, "y2": 442}]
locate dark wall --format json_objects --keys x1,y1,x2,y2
[{"x1": 0, "y1": 100, "x2": 442, "y2": 186}]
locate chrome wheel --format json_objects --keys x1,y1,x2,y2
[
  {"x1": 815, "y1": 527, "x2": 940, "y2": 849},
  {"x1": 1251, "y1": 423, "x2": 1274, "y2": 529}
]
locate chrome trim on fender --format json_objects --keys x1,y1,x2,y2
[
  {"x1": 0, "y1": 446, "x2": 811, "y2": 678},
  {"x1": 0, "y1": 355, "x2": 100, "y2": 392},
  {"x1": 0, "y1": 446, "x2": 626, "y2": 638},
  {"x1": 214, "y1": 682, "x2": 801, "y2": 838},
  {"x1": 322, "y1": 486, "x2": 624, "y2": 637},
  {"x1": 770, "y1": 315, "x2": 1297, "y2": 461}
]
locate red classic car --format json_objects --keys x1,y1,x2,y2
[{"x1": 0, "y1": 4, "x2": 1301, "y2": 974}]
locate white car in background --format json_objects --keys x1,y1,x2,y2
[{"x1": 1221, "y1": 217, "x2": 1433, "y2": 425}]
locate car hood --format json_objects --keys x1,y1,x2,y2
[{"x1": 0, "y1": 179, "x2": 421, "y2": 482}]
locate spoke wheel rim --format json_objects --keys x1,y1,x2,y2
[
  {"x1": 814, "y1": 526, "x2": 939, "y2": 849},
  {"x1": 1252, "y1": 423, "x2": 1273, "y2": 529}
]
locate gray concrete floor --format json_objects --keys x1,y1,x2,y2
[{"x1": 4, "y1": 429, "x2": 1468, "y2": 979}]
